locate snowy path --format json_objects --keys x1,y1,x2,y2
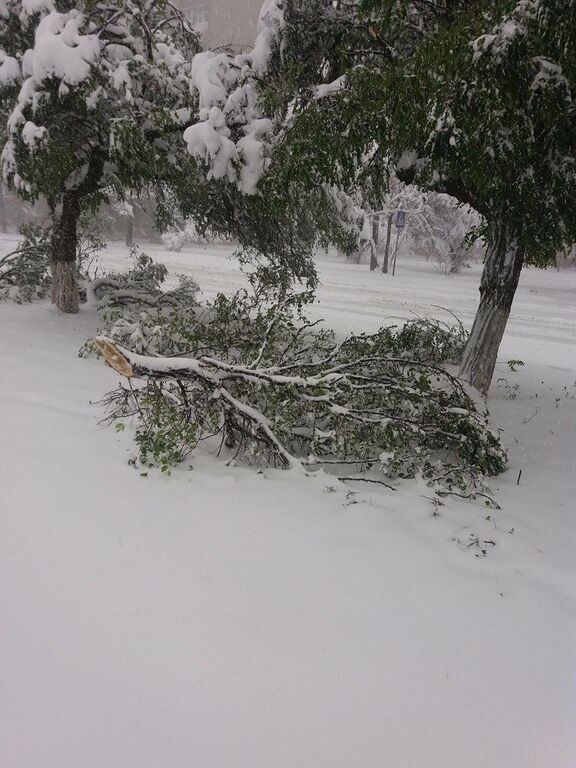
[{"x1": 1, "y1": 241, "x2": 575, "y2": 767}]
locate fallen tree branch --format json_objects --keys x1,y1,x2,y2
[{"x1": 93, "y1": 327, "x2": 506, "y2": 498}]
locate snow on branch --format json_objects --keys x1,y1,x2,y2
[
  {"x1": 471, "y1": 0, "x2": 538, "y2": 63},
  {"x1": 0, "y1": 50, "x2": 20, "y2": 84},
  {"x1": 91, "y1": 297, "x2": 506, "y2": 498},
  {"x1": 1, "y1": 0, "x2": 198, "y2": 196},
  {"x1": 184, "y1": 0, "x2": 283, "y2": 194},
  {"x1": 26, "y1": 11, "x2": 100, "y2": 85}
]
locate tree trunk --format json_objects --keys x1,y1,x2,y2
[
  {"x1": 0, "y1": 183, "x2": 7, "y2": 234},
  {"x1": 51, "y1": 192, "x2": 80, "y2": 314},
  {"x1": 370, "y1": 213, "x2": 380, "y2": 270},
  {"x1": 125, "y1": 215, "x2": 134, "y2": 247},
  {"x1": 459, "y1": 221, "x2": 524, "y2": 395},
  {"x1": 369, "y1": 241, "x2": 378, "y2": 270},
  {"x1": 382, "y1": 213, "x2": 393, "y2": 273},
  {"x1": 372, "y1": 213, "x2": 380, "y2": 247}
]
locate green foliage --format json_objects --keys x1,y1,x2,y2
[
  {"x1": 76, "y1": 218, "x2": 106, "y2": 280},
  {"x1": 116, "y1": 248, "x2": 169, "y2": 291},
  {"x1": 0, "y1": 224, "x2": 51, "y2": 302},
  {"x1": 133, "y1": 382, "x2": 212, "y2": 473},
  {"x1": 0, "y1": 221, "x2": 109, "y2": 303},
  {"x1": 378, "y1": 0, "x2": 576, "y2": 264},
  {"x1": 0, "y1": 0, "x2": 200, "y2": 219},
  {"x1": 0, "y1": 1, "x2": 364, "y2": 295},
  {"x1": 363, "y1": 314, "x2": 468, "y2": 364},
  {"x1": 266, "y1": 0, "x2": 576, "y2": 266},
  {"x1": 91, "y1": 279, "x2": 506, "y2": 498},
  {"x1": 167, "y1": 155, "x2": 362, "y2": 291},
  {"x1": 83, "y1": 275, "x2": 313, "y2": 359},
  {"x1": 79, "y1": 248, "x2": 200, "y2": 357}
]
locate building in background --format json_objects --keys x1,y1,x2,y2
[{"x1": 179, "y1": 0, "x2": 263, "y2": 50}]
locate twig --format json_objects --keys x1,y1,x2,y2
[
  {"x1": 127, "y1": 379, "x2": 150, "y2": 430},
  {"x1": 521, "y1": 407, "x2": 540, "y2": 424},
  {"x1": 338, "y1": 476, "x2": 397, "y2": 491},
  {"x1": 436, "y1": 489, "x2": 501, "y2": 509}
]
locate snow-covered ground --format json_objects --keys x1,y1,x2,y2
[{"x1": 1, "y1": 238, "x2": 575, "y2": 768}]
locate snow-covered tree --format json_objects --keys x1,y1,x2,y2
[
  {"x1": 180, "y1": 0, "x2": 365, "y2": 289},
  {"x1": 0, "y1": 0, "x2": 200, "y2": 312},
  {"x1": 160, "y1": 217, "x2": 228, "y2": 251},
  {"x1": 401, "y1": 192, "x2": 480, "y2": 274},
  {"x1": 230, "y1": 0, "x2": 576, "y2": 394},
  {"x1": 373, "y1": 0, "x2": 576, "y2": 392}
]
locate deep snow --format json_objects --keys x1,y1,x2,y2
[{"x1": 1, "y1": 238, "x2": 575, "y2": 768}]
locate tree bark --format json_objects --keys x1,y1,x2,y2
[
  {"x1": 51, "y1": 192, "x2": 80, "y2": 313},
  {"x1": 0, "y1": 183, "x2": 7, "y2": 234},
  {"x1": 382, "y1": 213, "x2": 393, "y2": 274},
  {"x1": 369, "y1": 241, "x2": 378, "y2": 270},
  {"x1": 372, "y1": 213, "x2": 380, "y2": 247},
  {"x1": 125, "y1": 215, "x2": 134, "y2": 247},
  {"x1": 370, "y1": 213, "x2": 380, "y2": 270},
  {"x1": 460, "y1": 221, "x2": 524, "y2": 395}
]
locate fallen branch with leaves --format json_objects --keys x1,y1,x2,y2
[{"x1": 91, "y1": 290, "x2": 506, "y2": 501}]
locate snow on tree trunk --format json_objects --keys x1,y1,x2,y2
[
  {"x1": 51, "y1": 193, "x2": 80, "y2": 314},
  {"x1": 460, "y1": 221, "x2": 524, "y2": 395}
]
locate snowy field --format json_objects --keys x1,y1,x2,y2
[{"x1": 1, "y1": 236, "x2": 575, "y2": 768}]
